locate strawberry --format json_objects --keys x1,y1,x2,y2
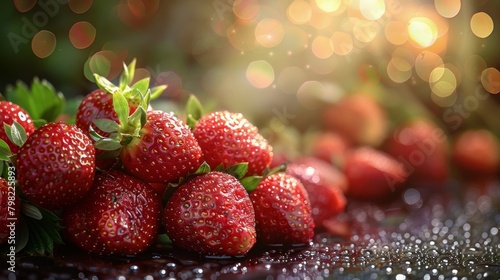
[
  {"x1": 321, "y1": 94, "x2": 388, "y2": 147},
  {"x1": 249, "y1": 173, "x2": 315, "y2": 245},
  {"x1": 62, "y1": 170, "x2": 161, "y2": 255},
  {"x1": 451, "y1": 129, "x2": 500, "y2": 179},
  {"x1": 309, "y1": 131, "x2": 349, "y2": 164},
  {"x1": 384, "y1": 119, "x2": 449, "y2": 183},
  {"x1": 286, "y1": 157, "x2": 347, "y2": 227},
  {"x1": 119, "y1": 110, "x2": 203, "y2": 184},
  {"x1": 0, "y1": 177, "x2": 20, "y2": 244},
  {"x1": 0, "y1": 101, "x2": 35, "y2": 154},
  {"x1": 163, "y1": 171, "x2": 256, "y2": 256},
  {"x1": 342, "y1": 147, "x2": 408, "y2": 201},
  {"x1": 16, "y1": 122, "x2": 95, "y2": 210},
  {"x1": 193, "y1": 111, "x2": 273, "y2": 176}
]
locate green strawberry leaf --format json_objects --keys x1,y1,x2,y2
[
  {"x1": 5, "y1": 78, "x2": 64, "y2": 125},
  {"x1": 224, "y1": 162, "x2": 249, "y2": 180},
  {"x1": 92, "y1": 119, "x2": 120, "y2": 134},
  {"x1": 21, "y1": 202, "x2": 43, "y2": 220},
  {"x1": 131, "y1": 77, "x2": 150, "y2": 96},
  {"x1": 119, "y1": 59, "x2": 136, "y2": 91},
  {"x1": 33, "y1": 119, "x2": 47, "y2": 127},
  {"x1": 150, "y1": 85, "x2": 167, "y2": 100},
  {"x1": 94, "y1": 74, "x2": 120, "y2": 94},
  {"x1": 185, "y1": 95, "x2": 204, "y2": 129},
  {"x1": 95, "y1": 138, "x2": 122, "y2": 151},
  {"x1": 0, "y1": 139, "x2": 12, "y2": 161},
  {"x1": 194, "y1": 161, "x2": 211, "y2": 175},
  {"x1": 263, "y1": 163, "x2": 287, "y2": 177},
  {"x1": 128, "y1": 105, "x2": 147, "y2": 132},
  {"x1": 113, "y1": 92, "x2": 130, "y2": 128},
  {"x1": 4, "y1": 121, "x2": 27, "y2": 148},
  {"x1": 240, "y1": 176, "x2": 262, "y2": 192}
]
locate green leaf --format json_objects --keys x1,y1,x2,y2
[
  {"x1": 22, "y1": 203, "x2": 43, "y2": 220},
  {"x1": 4, "y1": 121, "x2": 27, "y2": 148},
  {"x1": 127, "y1": 106, "x2": 147, "y2": 130},
  {"x1": 185, "y1": 95, "x2": 204, "y2": 129},
  {"x1": 150, "y1": 85, "x2": 167, "y2": 100},
  {"x1": 119, "y1": 59, "x2": 136, "y2": 90},
  {"x1": 113, "y1": 92, "x2": 130, "y2": 127},
  {"x1": 225, "y1": 162, "x2": 249, "y2": 180},
  {"x1": 92, "y1": 119, "x2": 120, "y2": 134},
  {"x1": 94, "y1": 138, "x2": 122, "y2": 151},
  {"x1": 21, "y1": 202, "x2": 63, "y2": 255},
  {"x1": 131, "y1": 77, "x2": 150, "y2": 96},
  {"x1": 263, "y1": 163, "x2": 287, "y2": 177},
  {"x1": 0, "y1": 139, "x2": 12, "y2": 161},
  {"x1": 94, "y1": 74, "x2": 119, "y2": 94},
  {"x1": 5, "y1": 78, "x2": 65, "y2": 124},
  {"x1": 33, "y1": 119, "x2": 47, "y2": 128},
  {"x1": 194, "y1": 161, "x2": 211, "y2": 175},
  {"x1": 240, "y1": 176, "x2": 262, "y2": 192}
]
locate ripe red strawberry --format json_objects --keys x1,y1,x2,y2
[
  {"x1": 0, "y1": 101, "x2": 35, "y2": 154},
  {"x1": 16, "y1": 122, "x2": 95, "y2": 210},
  {"x1": 321, "y1": 94, "x2": 388, "y2": 146},
  {"x1": 0, "y1": 177, "x2": 20, "y2": 244},
  {"x1": 193, "y1": 111, "x2": 273, "y2": 176},
  {"x1": 286, "y1": 157, "x2": 347, "y2": 227},
  {"x1": 249, "y1": 173, "x2": 315, "y2": 245},
  {"x1": 384, "y1": 119, "x2": 449, "y2": 183},
  {"x1": 310, "y1": 131, "x2": 349, "y2": 164},
  {"x1": 343, "y1": 147, "x2": 408, "y2": 201},
  {"x1": 120, "y1": 110, "x2": 203, "y2": 184},
  {"x1": 451, "y1": 129, "x2": 499, "y2": 179},
  {"x1": 163, "y1": 171, "x2": 256, "y2": 256},
  {"x1": 62, "y1": 170, "x2": 161, "y2": 255}
]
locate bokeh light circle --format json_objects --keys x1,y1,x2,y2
[
  {"x1": 296, "y1": 80, "x2": 325, "y2": 109},
  {"x1": 429, "y1": 67, "x2": 457, "y2": 98},
  {"x1": 470, "y1": 12, "x2": 494, "y2": 38},
  {"x1": 312, "y1": 35, "x2": 334, "y2": 59},
  {"x1": 331, "y1": 32, "x2": 353, "y2": 56},
  {"x1": 415, "y1": 51, "x2": 444, "y2": 82},
  {"x1": 246, "y1": 60, "x2": 275, "y2": 88},
  {"x1": 69, "y1": 0, "x2": 93, "y2": 14},
  {"x1": 69, "y1": 21, "x2": 96, "y2": 49},
  {"x1": 233, "y1": 0, "x2": 260, "y2": 21},
  {"x1": 255, "y1": 18, "x2": 284, "y2": 48},
  {"x1": 435, "y1": 0, "x2": 461, "y2": 18},
  {"x1": 360, "y1": 0, "x2": 385, "y2": 20},
  {"x1": 287, "y1": 0, "x2": 312, "y2": 25},
  {"x1": 385, "y1": 21, "x2": 408, "y2": 45},
  {"x1": 408, "y1": 17, "x2": 438, "y2": 48},
  {"x1": 314, "y1": 0, "x2": 341, "y2": 13},
  {"x1": 14, "y1": 0, "x2": 37, "y2": 12},
  {"x1": 481, "y1": 68, "x2": 500, "y2": 94},
  {"x1": 31, "y1": 30, "x2": 56, "y2": 58}
]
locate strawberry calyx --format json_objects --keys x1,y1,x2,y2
[
  {"x1": 0, "y1": 121, "x2": 28, "y2": 173},
  {"x1": 185, "y1": 94, "x2": 204, "y2": 129}
]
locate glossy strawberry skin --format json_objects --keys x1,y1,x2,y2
[
  {"x1": 62, "y1": 170, "x2": 161, "y2": 256},
  {"x1": 121, "y1": 110, "x2": 203, "y2": 184},
  {"x1": 250, "y1": 173, "x2": 315, "y2": 245},
  {"x1": 286, "y1": 157, "x2": 347, "y2": 227},
  {"x1": 0, "y1": 101, "x2": 35, "y2": 154},
  {"x1": 343, "y1": 147, "x2": 408, "y2": 202},
  {"x1": 0, "y1": 178, "x2": 20, "y2": 244},
  {"x1": 163, "y1": 171, "x2": 256, "y2": 256},
  {"x1": 193, "y1": 111, "x2": 273, "y2": 176},
  {"x1": 16, "y1": 122, "x2": 95, "y2": 210}
]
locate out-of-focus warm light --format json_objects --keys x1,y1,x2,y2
[
  {"x1": 32, "y1": 30, "x2": 56, "y2": 59},
  {"x1": 277, "y1": 66, "x2": 307, "y2": 94},
  {"x1": 353, "y1": 20, "x2": 378, "y2": 43},
  {"x1": 69, "y1": 21, "x2": 96, "y2": 49},
  {"x1": 470, "y1": 12, "x2": 494, "y2": 38},
  {"x1": 227, "y1": 22, "x2": 257, "y2": 51},
  {"x1": 360, "y1": 0, "x2": 385, "y2": 20},
  {"x1": 430, "y1": 67, "x2": 457, "y2": 98},
  {"x1": 435, "y1": 0, "x2": 461, "y2": 18},
  {"x1": 385, "y1": 21, "x2": 408, "y2": 45},
  {"x1": 481, "y1": 67, "x2": 500, "y2": 94},
  {"x1": 314, "y1": 0, "x2": 341, "y2": 13},
  {"x1": 246, "y1": 60, "x2": 275, "y2": 88},
  {"x1": 69, "y1": 0, "x2": 93, "y2": 14},
  {"x1": 387, "y1": 57, "x2": 412, "y2": 83},
  {"x1": 255, "y1": 18, "x2": 284, "y2": 48},
  {"x1": 464, "y1": 55, "x2": 487, "y2": 81},
  {"x1": 415, "y1": 51, "x2": 444, "y2": 82},
  {"x1": 331, "y1": 32, "x2": 353, "y2": 56},
  {"x1": 297, "y1": 80, "x2": 325, "y2": 109},
  {"x1": 408, "y1": 17, "x2": 438, "y2": 48},
  {"x1": 287, "y1": 0, "x2": 312, "y2": 24},
  {"x1": 312, "y1": 35, "x2": 334, "y2": 59},
  {"x1": 14, "y1": 0, "x2": 36, "y2": 12},
  {"x1": 233, "y1": 0, "x2": 260, "y2": 21}
]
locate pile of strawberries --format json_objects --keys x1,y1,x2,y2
[{"x1": 1, "y1": 59, "x2": 498, "y2": 258}]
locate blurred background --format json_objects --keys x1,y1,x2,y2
[{"x1": 1, "y1": 0, "x2": 499, "y2": 139}]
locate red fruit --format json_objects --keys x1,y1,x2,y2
[
  {"x1": 286, "y1": 157, "x2": 347, "y2": 227},
  {"x1": 16, "y1": 122, "x2": 95, "y2": 210},
  {"x1": 0, "y1": 101, "x2": 35, "y2": 154},
  {"x1": 62, "y1": 170, "x2": 161, "y2": 255},
  {"x1": 121, "y1": 110, "x2": 203, "y2": 184},
  {"x1": 0, "y1": 178, "x2": 20, "y2": 244},
  {"x1": 163, "y1": 171, "x2": 256, "y2": 256},
  {"x1": 250, "y1": 173, "x2": 315, "y2": 245},
  {"x1": 76, "y1": 89, "x2": 146, "y2": 170},
  {"x1": 451, "y1": 129, "x2": 499, "y2": 178},
  {"x1": 193, "y1": 111, "x2": 273, "y2": 176},
  {"x1": 384, "y1": 120, "x2": 449, "y2": 182},
  {"x1": 343, "y1": 147, "x2": 408, "y2": 201},
  {"x1": 310, "y1": 131, "x2": 349, "y2": 164},
  {"x1": 321, "y1": 94, "x2": 388, "y2": 146}
]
